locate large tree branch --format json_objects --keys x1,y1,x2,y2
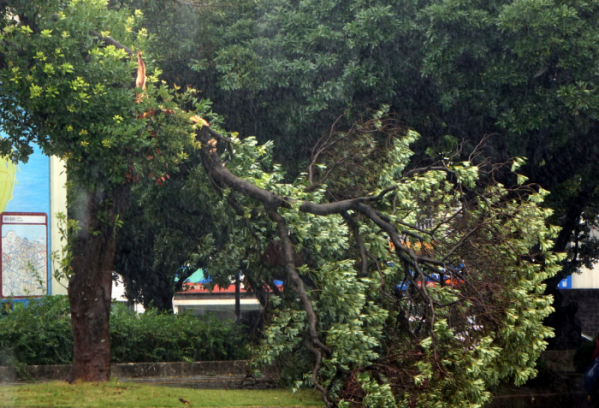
[
  {"x1": 195, "y1": 127, "x2": 332, "y2": 405},
  {"x1": 197, "y1": 127, "x2": 290, "y2": 209},
  {"x1": 304, "y1": 339, "x2": 332, "y2": 408},
  {"x1": 197, "y1": 126, "x2": 459, "y2": 272},
  {"x1": 267, "y1": 209, "x2": 331, "y2": 354},
  {"x1": 403, "y1": 165, "x2": 454, "y2": 178}
]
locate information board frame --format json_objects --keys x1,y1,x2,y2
[{"x1": 0, "y1": 211, "x2": 49, "y2": 298}]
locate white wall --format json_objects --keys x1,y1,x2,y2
[
  {"x1": 572, "y1": 263, "x2": 599, "y2": 288},
  {"x1": 49, "y1": 156, "x2": 68, "y2": 296},
  {"x1": 112, "y1": 273, "x2": 145, "y2": 313}
]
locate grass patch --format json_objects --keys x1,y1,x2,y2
[{"x1": 0, "y1": 381, "x2": 325, "y2": 407}]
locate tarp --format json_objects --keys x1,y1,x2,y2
[{"x1": 184, "y1": 268, "x2": 208, "y2": 284}]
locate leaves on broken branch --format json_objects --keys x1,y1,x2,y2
[{"x1": 193, "y1": 120, "x2": 560, "y2": 408}]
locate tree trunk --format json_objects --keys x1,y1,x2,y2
[{"x1": 66, "y1": 184, "x2": 129, "y2": 383}]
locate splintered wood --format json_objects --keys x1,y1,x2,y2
[{"x1": 135, "y1": 52, "x2": 209, "y2": 127}]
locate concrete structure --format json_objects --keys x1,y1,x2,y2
[
  {"x1": 0, "y1": 148, "x2": 141, "y2": 309},
  {"x1": 172, "y1": 269, "x2": 264, "y2": 320},
  {"x1": 561, "y1": 289, "x2": 599, "y2": 337},
  {"x1": 558, "y1": 227, "x2": 599, "y2": 336}
]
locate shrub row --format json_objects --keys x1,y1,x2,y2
[{"x1": 0, "y1": 296, "x2": 247, "y2": 367}]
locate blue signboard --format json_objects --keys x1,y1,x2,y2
[
  {"x1": 558, "y1": 275, "x2": 572, "y2": 289},
  {"x1": 5, "y1": 147, "x2": 50, "y2": 214}
]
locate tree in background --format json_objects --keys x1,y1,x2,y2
[
  {"x1": 116, "y1": 0, "x2": 599, "y2": 346},
  {"x1": 114, "y1": 153, "x2": 214, "y2": 311}
]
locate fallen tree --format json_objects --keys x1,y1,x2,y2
[{"x1": 191, "y1": 115, "x2": 561, "y2": 408}]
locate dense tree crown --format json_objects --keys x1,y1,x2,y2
[
  {"x1": 0, "y1": 0, "x2": 202, "y2": 186},
  {"x1": 123, "y1": 0, "x2": 599, "y2": 276},
  {"x1": 0, "y1": 0, "x2": 567, "y2": 406}
]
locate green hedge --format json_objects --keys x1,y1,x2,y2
[{"x1": 0, "y1": 296, "x2": 247, "y2": 367}]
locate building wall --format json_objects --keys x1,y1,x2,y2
[
  {"x1": 49, "y1": 156, "x2": 68, "y2": 296},
  {"x1": 112, "y1": 273, "x2": 145, "y2": 313}
]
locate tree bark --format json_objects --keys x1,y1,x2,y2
[{"x1": 66, "y1": 184, "x2": 129, "y2": 383}]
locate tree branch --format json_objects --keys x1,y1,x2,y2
[
  {"x1": 227, "y1": 195, "x2": 262, "y2": 255},
  {"x1": 88, "y1": 30, "x2": 133, "y2": 56},
  {"x1": 403, "y1": 165, "x2": 454, "y2": 178},
  {"x1": 304, "y1": 339, "x2": 332, "y2": 408},
  {"x1": 342, "y1": 212, "x2": 368, "y2": 277},
  {"x1": 197, "y1": 127, "x2": 290, "y2": 209},
  {"x1": 267, "y1": 209, "x2": 331, "y2": 353}
]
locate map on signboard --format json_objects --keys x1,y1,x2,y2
[{"x1": 1, "y1": 219, "x2": 47, "y2": 297}]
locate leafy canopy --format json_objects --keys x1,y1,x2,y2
[{"x1": 0, "y1": 0, "x2": 210, "y2": 190}]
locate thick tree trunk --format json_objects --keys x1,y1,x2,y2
[{"x1": 66, "y1": 184, "x2": 129, "y2": 383}]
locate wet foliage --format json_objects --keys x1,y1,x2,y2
[{"x1": 0, "y1": 296, "x2": 247, "y2": 368}]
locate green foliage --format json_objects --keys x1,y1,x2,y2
[
  {"x1": 113, "y1": 153, "x2": 215, "y2": 311},
  {"x1": 355, "y1": 373, "x2": 397, "y2": 408},
  {"x1": 0, "y1": 2, "x2": 570, "y2": 406},
  {"x1": 50, "y1": 212, "x2": 80, "y2": 284},
  {"x1": 110, "y1": 303, "x2": 247, "y2": 363},
  {"x1": 0, "y1": 296, "x2": 247, "y2": 368},
  {"x1": 183, "y1": 117, "x2": 561, "y2": 407},
  {"x1": 0, "y1": 297, "x2": 73, "y2": 367},
  {"x1": 185, "y1": 0, "x2": 599, "y2": 157},
  {"x1": 0, "y1": 0, "x2": 204, "y2": 191},
  {"x1": 130, "y1": 0, "x2": 599, "y2": 277}
]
